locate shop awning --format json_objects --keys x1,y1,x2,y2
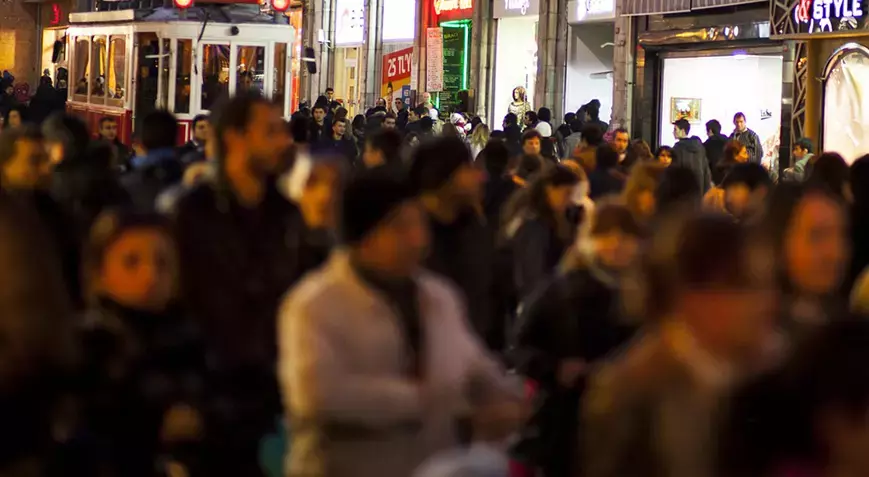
[{"x1": 623, "y1": 0, "x2": 765, "y2": 15}]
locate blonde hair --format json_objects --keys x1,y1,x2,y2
[{"x1": 470, "y1": 123, "x2": 490, "y2": 147}]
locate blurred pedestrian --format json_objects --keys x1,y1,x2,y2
[
  {"x1": 361, "y1": 128, "x2": 403, "y2": 171},
  {"x1": 511, "y1": 202, "x2": 642, "y2": 477},
  {"x1": 97, "y1": 117, "x2": 133, "y2": 172},
  {"x1": 583, "y1": 212, "x2": 776, "y2": 477},
  {"x1": 502, "y1": 164, "x2": 579, "y2": 302},
  {"x1": 672, "y1": 118, "x2": 712, "y2": 195},
  {"x1": 178, "y1": 114, "x2": 210, "y2": 165},
  {"x1": 703, "y1": 119, "x2": 728, "y2": 172},
  {"x1": 279, "y1": 170, "x2": 521, "y2": 477},
  {"x1": 655, "y1": 145, "x2": 674, "y2": 166},
  {"x1": 588, "y1": 144, "x2": 626, "y2": 200},
  {"x1": 174, "y1": 92, "x2": 295, "y2": 477},
  {"x1": 79, "y1": 209, "x2": 206, "y2": 477},
  {"x1": 622, "y1": 160, "x2": 666, "y2": 226},
  {"x1": 807, "y1": 152, "x2": 850, "y2": 202},
  {"x1": 122, "y1": 110, "x2": 184, "y2": 210},
  {"x1": 410, "y1": 137, "x2": 504, "y2": 350},
  {"x1": 45, "y1": 113, "x2": 130, "y2": 236}
]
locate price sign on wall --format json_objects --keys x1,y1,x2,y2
[
  {"x1": 425, "y1": 28, "x2": 444, "y2": 92},
  {"x1": 382, "y1": 47, "x2": 414, "y2": 103}
]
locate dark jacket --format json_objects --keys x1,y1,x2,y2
[
  {"x1": 313, "y1": 136, "x2": 357, "y2": 168},
  {"x1": 5, "y1": 189, "x2": 82, "y2": 310},
  {"x1": 396, "y1": 108, "x2": 409, "y2": 130},
  {"x1": 511, "y1": 263, "x2": 635, "y2": 476},
  {"x1": 177, "y1": 140, "x2": 205, "y2": 165},
  {"x1": 122, "y1": 149, "x2": 185, "y2": 211},
  {"x1": 51, "y1": 147, "x2": 131, "y2": 236},
  {"x1": 174, "y1": 180, "x2": 306, "y2": 474},
  {"x1": 588, "y1": 168, "x2": 626, "y2": 200},
  {"x1": 703, "y1": 133, "x2": 729, "y2": 172},
  {"x1": 672, "y1": 136, "x2": 713, "y2": 194},
  {"x1": 730, "y1": 128, "x2": 764, "y2": 164},
  {"x1": 308, "y1": 121, "x2": 330, "y2": 144},
  {"x1": 508, "y1": 216, "x2": 572, "y2": 302},
  {"x1": 425, "y1": 210, "x2": 504, "y2": 351},
  {"x1": 79, "y1": 299, "x2": 207, "y2": 477}
]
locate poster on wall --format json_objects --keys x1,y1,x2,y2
[
  {"x1": 382, "y1": 47, "x2": 414, "y2": 105},
  {"x1": 334, "y1": 0, "x2": 365, "y2": 46},
  {"x1": 426, "y1": 28, "x2": 443, "y2": 92},
  {"x1": 670, "y1": 97, "x2": 702, "y2": 124}
]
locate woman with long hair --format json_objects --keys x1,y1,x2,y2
[
  {"x1": 622, "y1": 160, "x2": 666, "y2": 225},
  {"x1": 502, "y1": 164, "x2": 580, "y2": 301},
  {"x1": 470, "y1": 123, "x2": 491, "y2": 160}
]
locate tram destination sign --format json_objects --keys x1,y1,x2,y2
[{"x1": 791, "y1": 0, "x2": 869, "y2": 35}]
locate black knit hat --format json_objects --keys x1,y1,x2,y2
[
  {"x1": 408, "y1": 136, "x2": 471, "y2": 193},
  {"x1": 341, "y1": 170, "x2": 415, "y2": 245}
]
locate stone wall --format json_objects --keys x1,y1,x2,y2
[{"x1": 0, "y1": 0, "x2": 39, "y2": 86}]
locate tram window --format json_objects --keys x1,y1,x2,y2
[
  {"x1": 73, "y1": 38, "x2": 89, "y2": 101},
  {"x1": 201, "y1": 43, "x2": 229, "y2": 111},
  {"x1": 107, "y1": 36, "x2": 126, "y2": 106},
  {"x1": 273, "y1": 43, "x2": 287, "y2": 113},
  {"x1": 235, "y1": 45, "x2": 264, "y2": 94},
  {"x1": 175, "y1": 39, "x2": 192, "y2": 114},
  {"x1": 90, "y1": 36, "x2": 107, "y2": 101}
]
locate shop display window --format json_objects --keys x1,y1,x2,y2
[
  {"x1": 107, "y1": 36, "x2": 126, "y2": 106},
  {"x1": 823, "y1": 47, "x2": 869, "y2": 163}
]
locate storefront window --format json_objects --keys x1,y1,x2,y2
[
  {"x1": 658, "y1": 54, "x2": 783, "y2": 167},
  {"x1": 235, "y1": 45, "x2": 265, "y2": 94},
  {"x1": 73, "y1": 37, "x2": 89, "y2": 101},
  {"x1": 107, "y1": 36, "x2": 126, "y2": 106},
  {"x1": 273, "y1": 43, "x2": 287, "y2": 114},
  {"x1": 90, "y1": 36, "x2": 107, "y2": 102},
  {"x1": 823, "y1": 49, "x2": 869, "y2": 163},
  {"x1": 201, "y1": 43, "x2": 229, "y2": 111},
  {"x1": 175, "y1": 39, "x2": 193, "y2": 114}
]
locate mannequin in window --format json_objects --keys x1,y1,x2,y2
[{"x1": 508, "y1": 86, "x2": 531, "y2": 125}]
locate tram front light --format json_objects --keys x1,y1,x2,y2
[
  {"x1": 174, "y1": 0, "x2": 193, "y2": 9},
  {"x1": 272, "y1": 0, "x2": 290, "y2": 12}
]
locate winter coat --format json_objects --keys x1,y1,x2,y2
[
  {"x1": 588, "y1": 168, "x2": 626, "y2": 200},
  {"x1": 564, "y1": 132, "x2": 583, "y2": 160},
  {"x1": 511, "y1": 262, "x2": 635, "y2": 476},
  {"x1": 122, "y1": 148, "x2": 184, "y2": 211},
  {"x1": 51, "y1": 149, "x2": 131, "y2": 236},
  {"x1": 312, "y1": 137, "x2": 357, "y2": 169},
  {"x1": 703, "y1": 133, "x2": 729, "y2": 172},
  {"x1": 507, "y1": 215, "x2": 572, "y2": 302},
  {"x1": 278, "y1": 251, "x2": 520, "y2": 477},
  {"x1": 78, "y1": 299, "x2": 207, "y2": 477},
  {"x1": 730, "y1": 128, "x2": 764, "y2": 164},
  {"x1": 174, "y1": 180, "x2": 306, "y2": 475},
  {"x1": 4, "y1": 188, "x2": 82, "y2": 310},
  {"x1": 426, "y1": 211, "x2": 504, "y2": 352},
  {"x1": 582, "y1": 325, "x2": 730, "y2": 477},
  {"x1": 672, "y1": 136, "x2": 713, "y2": 194}
]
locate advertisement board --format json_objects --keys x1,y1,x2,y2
[
  {"x1": 382, "y1": 0, "x2": 417, "y2": 41},
  {"x1": 382, "y1": 47, "x2": 414, "y2": 104},
  {"x1": 334, "y1": 0, "x2": 365, "y2": 46},
  {"x1": 425, "y1": 28, "x2": 444, "y2": 92}
]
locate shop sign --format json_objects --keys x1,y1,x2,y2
[
  {"x1": 334, "y1": 0, "x2": 365, "y2": 47},
  {"x1": 382, "y1": 0, "x2": 416, "y2": 42},
  {"x1": 568, "y1": 0, "x2": 615, "y2": 23},
  {"x1": 426, "y1": 28, "x2": 444, "y2": 92},
  {"x1": 382, "y1": 47, "x2": 413, "y2": 104},
  {"x1": 494, "y1": 0, "x2": 540, "y2": 17},
  {"x1": 793, "y1": 0, "x2": 866, "y2": 34},
  {"x1": 433, "y1": 0, "x2": 473, "y2": 16}
]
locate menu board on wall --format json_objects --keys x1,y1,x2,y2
[
  {"x1": 437, "y1": 25, "x2": 466, "y2": 115},
  {"x1": 425, "y1": 28, "x2": 443, "y2": 92}
]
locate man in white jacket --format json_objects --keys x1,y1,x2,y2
[{"x1": 278, "y1": 170, "x2": 521, "y2": 477}]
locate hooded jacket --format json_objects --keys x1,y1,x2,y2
[{"x1": 672, "y1": 136, "x2": 712, "y2": 194}]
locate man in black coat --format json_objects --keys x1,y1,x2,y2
[
  {"x1": 672, "y1": 118, "x2": 712, "y2": 194},
  {"x1": 313, "y1": 117, "x2": 358, "y2": 168},
  {"x1": 409, "y1": 137, "x2": 505, "y2": 353},
  {"x1": 703, "y1": 119, "x2": 729, "y2": 173},
  {"x1": 121, "y1": 110, "x2": 184, "y2": 210},
  {"x1": 174, "y1": 93, "x2": 299, "y2": 477}
]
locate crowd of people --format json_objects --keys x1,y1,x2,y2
[{"x1": 0, "y1": 85, "x2": 869, "y2": 477}]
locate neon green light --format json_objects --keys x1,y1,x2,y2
[{"x1": 462, "y1": 23, "x2": 469, "y2": 89}]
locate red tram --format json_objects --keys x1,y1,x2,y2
[{"x1": 66, "y1": 5, "x2": 298, "y2": 145}]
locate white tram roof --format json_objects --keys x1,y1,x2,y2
[{"x1": 68, "y1": 5, "x2": 294, "y2": 40}]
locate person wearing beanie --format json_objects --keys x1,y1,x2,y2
[
  {"x1": 278, "y1": 169, "x2": 523, "y2": 477},
  {"x1": 409, "y1": 137, "x2": 505, "y2": 352}
]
